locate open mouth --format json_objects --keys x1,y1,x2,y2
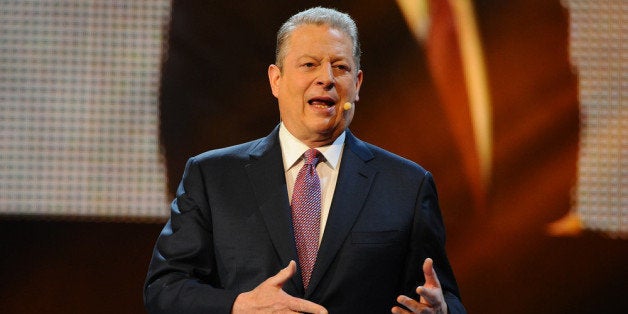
[{"x1": 308, "y1": 97, "x2": 336, "y2": 109}]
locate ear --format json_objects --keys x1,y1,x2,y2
[
  {"x1": 268, "y1": 64, "x2": 282, "y2": 98},
  {"x1": 354, "y1": 69, "x2": 364, "y2": 102}
]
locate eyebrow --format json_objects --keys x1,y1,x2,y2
[
  {"x1": 297, "y1": 54, "x2": 350, "y2": 63},
  {"x1": 297, "y1": 54, "x2": 320, "y2": 61}
]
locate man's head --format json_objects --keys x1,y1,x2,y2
[
  {"x1": 268, "y1": 7, "x2": 363, "y2": 147},
  {"x1": 275, "y1": 7, "x2": 361, "y2": 71}
]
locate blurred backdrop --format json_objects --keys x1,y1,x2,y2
[{"x1": 1, "y1": 1, "x2": 626, "y2": 313}]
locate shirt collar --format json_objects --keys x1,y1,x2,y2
[{"x1": 279, "y1": 123, "x2": 345, "y2": 172}]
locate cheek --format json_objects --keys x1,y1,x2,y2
[
  {"x1": 339, "y1": 77, "x2": 359, "y2": 96},
  {"x1": 279, "y1": 86, "x2": 305, "y2": 110},
  {"x1": 286, "y1": 74, "x2": 312, "y2": 93}
]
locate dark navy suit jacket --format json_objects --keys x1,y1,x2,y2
[{"x1": 144, "y1": 126, "x2": 465, "y2": 313}]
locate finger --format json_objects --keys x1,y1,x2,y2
[
  {"x1": 287, "y1": 297, "x2": 328, "y2": 314},
  {"x1": 416, "y1": 285, "x2": 441, "y2": 307},
  {"x1": 267, "y1": 260, "x2": 297, "y2": 287},
  {"x1": 396, "y1": 295, "x2": 429, "y2": 313},
  {"x1": 391, "y1": 305, "x2": 412, "y2": 314},
  {"x1": 422, "y1": 258, "x2": 441, "y2": 289}
]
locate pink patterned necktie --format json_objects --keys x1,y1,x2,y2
[{"x1": 291, "y1": 148, "x2": 322, "y2": 290}]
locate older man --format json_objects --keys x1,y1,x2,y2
[{"x1": 144, "y1": 7, "x2": 465, "y2": 314}]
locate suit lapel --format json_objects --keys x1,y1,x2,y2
[
  {"x1": 306, "y1": 131, "x2": 377, "y2": 296},
  {"x1": 244, "y1": 126, "x2": 303, "y2": 294}
]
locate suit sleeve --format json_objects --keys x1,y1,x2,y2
[
  {"x1": 143, "y1": 157, "x2": 239, "y2": 314},
  {"x1": 402, "y1": 172, "x2": 467, "y2": 314}
]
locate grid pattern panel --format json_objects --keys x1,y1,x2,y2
[
  {"x1": 0, "y1": 1, "x2": 171, "y2": 219},
  {"x1": 564, "y1": 0, "x2": 627, "y2": 237}
]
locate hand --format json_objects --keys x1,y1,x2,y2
[
  {"x1": 231, "y1": 260, "x2": 328, "y2": 314},
  {"x1": 391, "y1": 258, "x2": 448, "y2": 314}
]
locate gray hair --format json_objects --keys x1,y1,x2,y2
[{"x1": 275, "y1": 7, "x2": 361, "y2": 71}]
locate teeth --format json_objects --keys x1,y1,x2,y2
[{"x1": 310, "y1": 100, "x2": 334, "y2": 107}]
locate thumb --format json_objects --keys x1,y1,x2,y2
[
  {"x1": 267, "y1": 260, "x2": 297, "y2": 287},
  {"x1": 422, "y1": 258, "x2": 441, "y2": 289}
]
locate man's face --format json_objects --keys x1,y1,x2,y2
[{"x1": 268, "y1": 24, "x2": 363, "y2": 147}]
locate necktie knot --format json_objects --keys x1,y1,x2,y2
[{"x1": 303, "y1": 148, "x2": 321, "y2": 166}]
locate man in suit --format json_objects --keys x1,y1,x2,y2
[{"x1": 144, "y1": 7, "x2": 465, "y2": 314}]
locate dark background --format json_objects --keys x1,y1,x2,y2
[{"x1": 1, "y1": 1, "x2": 627, "y2": 313}]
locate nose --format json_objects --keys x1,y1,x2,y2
[{"x1": 316, "y1": 63, "x2": 335, "y2": 90}]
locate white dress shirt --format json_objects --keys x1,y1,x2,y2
[{"x1": 279, "y1": 123, "x2": 345, "y2": 244}]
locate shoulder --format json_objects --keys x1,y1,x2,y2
[
  {"x1": 178, "y1": 137, "x2": 269, "y2": 182},
  {"x1": 367, "y1": 143, "x2": 426, "y2": 172},
  {"x1": 347, "y1": 131, "x2": 429, "y2": 177},
  {"x1": 348, "y1": 134, "x2": 439, "y2": 199},
  {"x1": 190, "y1": 126, "x2": 280, "y2": 165},
  {"x1": 192, "y1": 138, "x2": 261, "y2": 163}
]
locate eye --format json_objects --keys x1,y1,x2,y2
[
  {"x1": 334, "y1": 63, "x2": 351, "y2": 72},
  {"x1": 302, "y1": 62, "x2": 315, "y2": 68},
  {"x1": 333, "y1": 64, "x2": 351, "y2": 72}
]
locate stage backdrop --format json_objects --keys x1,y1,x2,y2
[
  {"x1": 0, "y1": 1, "x2": 170, "y2": 220},
  {"x1": 0, "y1": 1, "x2": 626, "y2": 314}
]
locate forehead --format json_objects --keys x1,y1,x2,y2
[{"x1": 285, "y1": 24, "x2": 353, "y2": 58}]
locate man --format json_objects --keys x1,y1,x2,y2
[{"x1": 144, "y1": 7, "x2": 465, "y2": 314}]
